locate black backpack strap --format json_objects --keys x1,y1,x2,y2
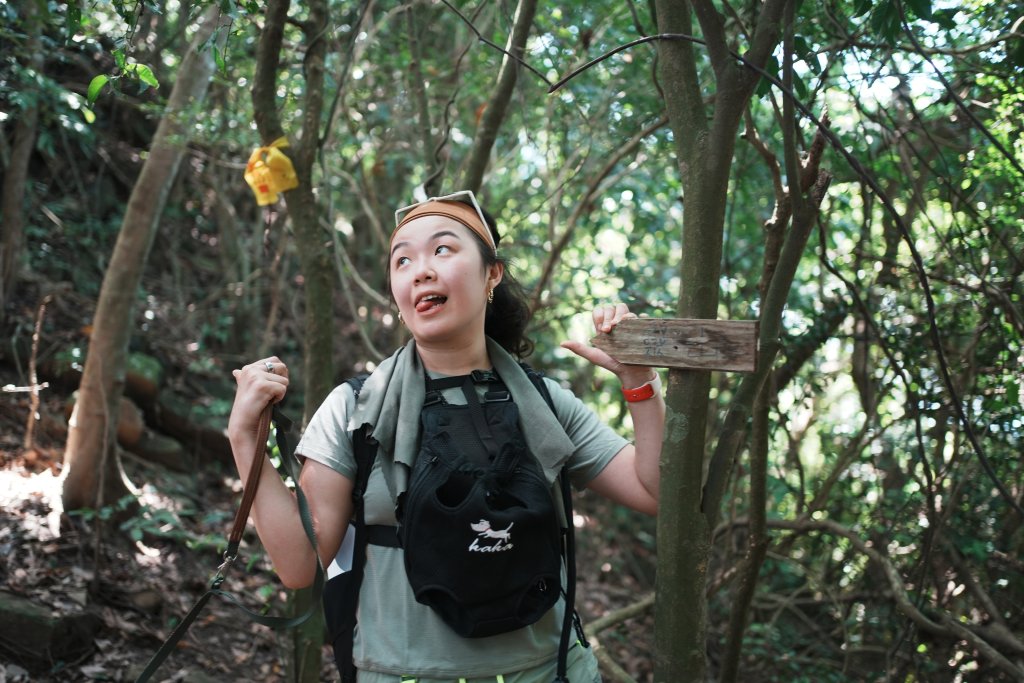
[
  {"x1": 323, "y1": 374, "x2": 379, "y2": 683},
  {"x1": 518, "y1": 363, "x2": 590, "y2": 682}
]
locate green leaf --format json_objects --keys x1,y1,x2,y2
[
  {"x1": 213, "y1": 45, "x2": 226, "y2": 73},
  {"x1": 870, "y1": 2, "x2": 901, "y2": 43},
  {"x1": 793, "y1": 72, "x2": 808, "y2": 100},
  {"x1": 126, "y1": 63, "x2": 160, "y2": 89},
  {"x1": 757, "y1": 56, "x2": 779, "y2": 97},
  {"x1": 932, "y1": 8, "x2": 958, "y2": 29},
  {"x1": 81, "y1": 105, "x2": 96, "y2": 124},
  {"x1": 114, "y1": 48, "x2": 126, "y2": 70},
  {"x1": 65, "y1": 3, "x2": 82, "y2": 42},
  {"x1": 87, "y1": 74, "x2": 109, "y2": 104},
  {"x1": 852, "y1": 0, "x2": 873, "y2": 18},
  {"x1": 793, "y1": 35, "x2": 812, "y2": 65},
  {"x1": 904, "y1": 0, "x2": 932, "y2": 21}
]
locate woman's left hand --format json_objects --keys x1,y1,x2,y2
[{"x1": 561, "y1": 303, "x2": 655, "y2": 388}]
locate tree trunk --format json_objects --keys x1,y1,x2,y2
[
  {"x1": 0, "y1": 0, "x2": 42, "y2": 323},
  {"x1": 652, "y1": 0, "x2": 787, "y2": 679},
  {"x1": 652, "y1": 4, "x2": 717, "y2": 679},
  {"x1": 461, "y1": 0, "x2": 538, "y2": 195},
  {"x1": 62, "y1": 8, "x2": 224, "y2": 512},
  {"x1": 290, "y1": 2, "x2": 332, "y2": 679},
  {"x1": 251, "y1": 0, "x2": 333, "y2": 678}
]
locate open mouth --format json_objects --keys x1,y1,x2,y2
[{"x1": 415, "y1": 294, "x2": 448, "y2": 313}]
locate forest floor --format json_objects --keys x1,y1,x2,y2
[{"x1": 0, "y1": 390, "x2": 657, "y2": 683}]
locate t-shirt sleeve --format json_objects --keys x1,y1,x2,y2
[
  {"x1": 543, "y1": 377, "x2": 629, "y2": 489},
  {"x1": 295, "y1": 383, "x2": 357, "y2": 480}
]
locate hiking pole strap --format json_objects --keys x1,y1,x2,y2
[
  {"x1": 136, "y1": 406, "x2": 324, "y2": 683},
  {"x1": 135, "y1": 406, "x2": 271, "y2": 682},
  {"x1": 226, "y1": 406, "x2": 273, "y2": 556}
]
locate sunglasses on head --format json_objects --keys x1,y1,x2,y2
[{"x1": 394, "y1": 190, "x2": 496, "y2": 254}]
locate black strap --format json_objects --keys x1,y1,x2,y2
[
  {"x1": 366, "y1": 524, "x2": 401, "y2": 547},
  {"x1": 330, "y1": 374, "x2": 379, "y2": 683},
  {"x1": 555, "y1": 466, "x2": 578, "y2": 683},
  {"x1": 461, "y1": 374, "x2": 500, "y2": 460},
  {"x1": 136, "y1": 408, "x2": 324, "y2": 683},
  {"x1": 522, "y1": 365, "x2": 590, "y2": 682},
  {"x1": 332, "y1": 420, "x2": 378, "y2": 683}
]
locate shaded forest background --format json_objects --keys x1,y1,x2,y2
[{"x1": 1, "y1": 0, "x2": 1022, "y2": 681}]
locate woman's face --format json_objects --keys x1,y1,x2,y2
[{"x1": 389, "y1": 216, "x2": 503, "y2": 349}]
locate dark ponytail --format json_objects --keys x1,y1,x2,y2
[{"x1": 466, "y1": 201, "x2": 534, "y2": 358}]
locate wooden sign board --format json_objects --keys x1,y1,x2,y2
[{"x1": 591, "y1": 318, "x2": 759, "y2": 373}]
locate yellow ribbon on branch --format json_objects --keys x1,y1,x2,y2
[{"x1": 244, "y1": 137, "x2": 299, "y2": 205}]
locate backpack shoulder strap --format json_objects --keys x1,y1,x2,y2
[
  {"x1": 325, "y1": 373, "x2": 378, "y2": 683},
  {"x1": 517, "y1": 361, "x2": 590, "y2": 678},
  {"x1": 345, "y1": 373, "x2": 375, "y2": 476},
  {"x1": 518, "y1": 361, "x2": 556, "y2": 413}
]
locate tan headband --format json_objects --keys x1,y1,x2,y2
[{"x1": 392, "y1": 200, "x2": 497, "y2": 254}]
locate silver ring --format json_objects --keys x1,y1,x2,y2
[{"x1": 265, "y1": 361, "x2": 274, "y2": 373}]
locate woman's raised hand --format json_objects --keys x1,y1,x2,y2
[
  {"x1": 227, "y1": 357, "x2": 290, "y2": 451},
  {"x1": 561, "y1": 304, "x2": 654, "y2": 387}
]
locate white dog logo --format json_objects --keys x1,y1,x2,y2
[{"x1": 468, "y1": 519, "x2": 514, "y2": 552}]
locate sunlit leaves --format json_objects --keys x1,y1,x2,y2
[
  {"x1": 87, "y1": 74, "x2": 109, "y2": 103},
  {"x1": 86, "y1": 60, "x2": 160, "y2": 104}
]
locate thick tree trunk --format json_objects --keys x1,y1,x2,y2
[
  {"x1": 251, "y1": 0, "x2": 332, "y2": 678},
  {"x1": 0, "y1": 0, "x2": 42, "y2": 322},
  {"x1": 62, "y1": 8, "x2": 224, "y2": 511},
  {"x1": 653, "y1": 1, "x2": 788, "y2": 679},
  {"x1": 290, "y1": 2, "x2": 332, "y2": 678},
  {"x1": 652, "y1": 4, "x2": 716, "y2": 679}
]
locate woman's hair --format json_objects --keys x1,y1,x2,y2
[
  {"x1": 471, "y1": 201, "x2": 534, "y2": 359},
  {"x1": 387, "y1": 195, "x2": 534, "y2": 358}
]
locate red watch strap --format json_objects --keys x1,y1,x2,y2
[{"x1": 622, "y1": 379, "x2": 656, "y2": 402}]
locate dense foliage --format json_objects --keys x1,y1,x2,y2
[{"x1": 2, "y1": 0, "x2": 1021, "y2": 680}]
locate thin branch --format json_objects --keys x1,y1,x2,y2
[
  {"x1": 23, "y1": 295, "x2": 51, "y2": 451},
  {"x1": 320, "y1": 0, "x2": 373, "y2": 151},
  {"x1": 405, "y1": 5, "x2": 438, "y2": 193},
  {"x1": 896, "y1": 2, "x2": 1024, "y2": 182},
  {"x1": 585, "y1": 592, "x2": 656, "y2": 635},
  {"x1": 734, "y1": 517, "x2": 1024, "y2": 679},
  {"x1": 323, "y1": 218, "x2": 387, "y2": 362},
  {"x1": 438, "y1": 0, "x2": 551, "y2": 85},
  {"x1": 462, "y1": 0, "x2": 539, "y2": 194},
  {"x1": 528, "y1": 115, "x2": 667, "y2": 313}
]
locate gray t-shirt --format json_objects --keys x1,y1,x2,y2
[{"x1": 297, "y1": 374, "x2": 627, "y2": 678}]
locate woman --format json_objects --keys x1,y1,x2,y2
[{"x1": 228, "y1": 192, "x2": 665, "y2": 682}]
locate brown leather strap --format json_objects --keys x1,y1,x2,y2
[{"x1": 226, "y1": 405, "x2": 273, "y2": 555}]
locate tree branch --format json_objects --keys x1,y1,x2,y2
[
  {"x1": 461, "y1": 0, "x2": 538, "y2": 194},
  {"x1": 404, "y1": 5, "x2": 440, "y2": 194},
  {"x1": 702, "y1": 114, "x2": 832, "y2": 528},
  {"x1": 720, "y1": 517, "x2": 1024, "y2": 679},
  {"x1": 439, "y1": 0, "x2": 550, "y2": 85},
  {"x1": 528, "y1": 115, "x2": 667, "y2": 314},
  {"x1": 689, "y1": 0, "x2": 729, "y2": 74},
  {"x1": 252, "y1": 0, "x2": 289, "y2": 143}
]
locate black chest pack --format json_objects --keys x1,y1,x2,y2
[{"x1": 323, "y1": 366, "x2": 587, "y2": 683}]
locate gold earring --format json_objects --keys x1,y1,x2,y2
[{"x1": 487, "y1": 288, "x2": 494, "y2": 304}]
